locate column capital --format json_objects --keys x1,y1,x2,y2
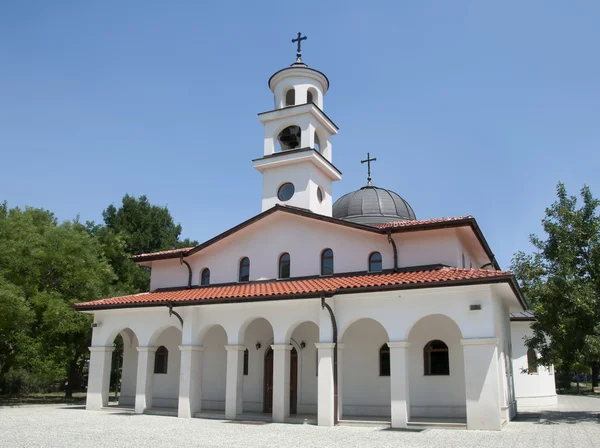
[
  {"x1": 225, "y1": 345, "x2": 247, "y2": 352},
  {"x1": 461, "y1": 337, "x2": 499, "y2": 346},
  {"x1": 88, "y1": 346, "x2": 115, "y2": 353},
  {"x1": 137, "y1": 346, "x2": 158, "y2": 353},
  {"x1": 387, "y1": 341, "x2": 410, "y2": 349},
  {"x1": 179, "y1": 345, "x2": 204, "y2": 352},
  {"x1": 271, "y1": 344, "x2": 293, "y2": 351},
  {"x1": 315, "y1": 342, "x2": 336, "y2": 349}
]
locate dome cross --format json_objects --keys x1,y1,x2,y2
[
  {"x1": 361, "y1": 152, "x2": 377, "y2": 186},
  {"x1": 292, "y1": 32, "x2": 308, "y2": 59}
]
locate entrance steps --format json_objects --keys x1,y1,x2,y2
[{"x1": 144, "y1": 407, "x2": 178, "y2": 417}]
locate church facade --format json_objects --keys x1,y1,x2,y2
[{"x1": 76, "y1": 39, "x2": 556, "y2": 430}]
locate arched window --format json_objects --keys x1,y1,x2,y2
[
  {"x1": 239, "y1": 257, "x2": 250, "y2": 282},
  {"x1": 321, "y1": 249, "x2": 334, "y2": 276},
  {"x1": 279, "y1": 253, "x2": 291, "y2": 279},
  {"x1": 379, "y1": 343, "x2": 390, "y2": 376},
  {"x1": 307, "y1": 87, "x2": 318, "y2": 105},
  {"x1": 285, "y1": 88, "x2": 295, "y2": 106},
  {"x1": 243, "y1": 349, "x2": 249, "y2": 376},
  {"x1": 154, "y1": 346, "x2": 168, "y2": 374},
  {"x1": 369, "y1": 252, "x2": 383, "y2": 272},
  {"x1": 307, "y1": 90, "x2": 313, "y2": 104},
  {"x1": 424, "y1": 340, "x2": 449, "y2": 375},
  {"x1": 314, "y1": 132, "x2": 320, "y2": 151},
  {"x1": 527, "y1": 348, "x2": 538, "y2": 374},
  {"x1": 200, "y1": 268, "x2": 210, "y2": 286}
]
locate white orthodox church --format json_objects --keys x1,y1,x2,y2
[{"x1": 77, "y1": 36, "x2": 557, "y2": 430}]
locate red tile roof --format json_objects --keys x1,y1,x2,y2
[
  {"x1": 74, "y1": 266, "x2": 515, "y2": 310},
  {"x1": 373, "y1": 216, "x2": 473, "y2": 230}
]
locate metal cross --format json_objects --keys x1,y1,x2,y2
[
  {"x1": 361, "y1": 152, "x2": 377, "y2": 185},
  {"x1": 292, "y1": 32, "x2": 307, "y2": 57}
]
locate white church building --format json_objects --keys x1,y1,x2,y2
[{"x1": 76, "y1": 36, "x2": 556, "y2": 430}]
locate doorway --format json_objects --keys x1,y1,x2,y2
[{"x1": 263, "y1": 346, "x2": 298, "y2": 414}]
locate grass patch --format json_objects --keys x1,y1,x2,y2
[{"x1": 0, "y1": 392, "x2": 87, "y2": 406}]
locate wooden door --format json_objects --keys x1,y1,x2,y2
[
  {"x1": 290, "y1": 348, "x2": 298, "y2": 414},
  {"x1": 263, "y1": 347, "x2": 273, "y2": 413},
  {"x1": 263, "y1": 346, "x2": 298, "y2": 415}
]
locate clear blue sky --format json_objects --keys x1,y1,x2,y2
[{"x1": 1, "y1": 1, "x2": 599, "y2": 269}]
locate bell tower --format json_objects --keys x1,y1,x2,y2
[{"x1": 253, "y1": 33, "x2": 341, "y2": 216}]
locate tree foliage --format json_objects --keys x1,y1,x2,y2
[
  {"x1": 0, "y1": 194, "x2": 196, "y2": 396},
  {"x1": 511, "y1": 182, "x2": 600, "y2": 380}
]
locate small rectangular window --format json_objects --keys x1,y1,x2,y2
[{"x1": 243, "y1": 349, "x2": 249, "y2": 376}]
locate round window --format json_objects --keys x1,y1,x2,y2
[
  {"x1": 277, "y1": 183, "x2": 295, "y2": 202},
  {"x1": 317, "y1": 187, "x2": 324, "y2": 203}
]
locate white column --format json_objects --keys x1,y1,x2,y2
[
  {"x1": 225, "y1": 345, "x2": 245, "y2": 419},
  {"x1": 178, "y1": 345, "x2": 204, "y2": 418},
  {"x1": 135, "y1": 346, "x2": 156, "y2": 414},
  {"x1": 316, "y1": 342, "x2": 335, "y2": 426},
  {"x1": 336, "y1": 344, "x2": 344, "y2": 421},
  {"x1": 388, "y1": 341, "x2": 410, "y2": 428},
  {"x1": 462, "y1": 338, "x2": 502, "y2": 430},
  {"x1": 271, "y1": 344, "x2": 292, "y2": 422},
  {"x1": 86, "y1": 346, "x2": 114, "y2": 410}
]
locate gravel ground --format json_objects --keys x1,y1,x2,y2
[{"x1": 1, "y1": 395, "x2": 599, "y2": 448}]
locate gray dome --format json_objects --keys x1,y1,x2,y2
[{"x1": 333, "y1": 185, "x2": 416, "y2": 225}]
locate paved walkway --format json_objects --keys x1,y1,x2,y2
[{"x1": 1, "y1": 395, "x2": 599, "y2": 447}]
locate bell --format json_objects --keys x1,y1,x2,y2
[{"x1": 278, "y1": 126, "x2": 301, "y2": 150}]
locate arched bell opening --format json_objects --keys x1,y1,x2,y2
[
  {"x1": 314, "y1": 132, "x2": 320, "y2": 152},
  {"x1": 277, "y1": 125, "x2": 302, "y2": 151},
  {"x1": 285, "y1": 88, "x2": 295, "y2": 106}
]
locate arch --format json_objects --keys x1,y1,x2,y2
[
  {"x1": 200, "y1": 268, "x2": 210, "y2": 286},
  {"x1": 239, "y1": 256, "x2": 250, "y2": 282},
  {"x1": 527, "y1": 348, "x2": 538, "y2": 374},
  {"x1": 314, "y1": 131, "x2": 320, "y2": 151},
  {"x1": 278, "y1": 252, "x2": 291, "y2": 279},
  {"x1": 105, "y1": 328, "x2": 139, "y2": 407},
  {"x1": 407, "y1": 314, "x2": 465, "y2": 420},
  {"x1": 197, "y1": 323, "x2": 228, "y2": 346},
  {"x1": 150, "y1": 325, "x2": 182, "y2": 409},
  {"x1": 423, "y1": 339, "x2": 449, "y2": 375},
  {"x1": 320, "y1": 248, "x2": 334, "y2": 276},
  {"x1": 340, "y1": 317, "x2": 390, "y2": 418},
  {"x1": 241, "y1": 318, "x2": 275, "y2": 413},
  {"x1": 201, "y1": 324, "x2": 228, "y2": 410},
  {"x1": 368, "y1": 251, "x2": 383, "y2": 272},
  {"x1": 285, "y1": 88, "x2": 295, "y2": 106},
  {"x1": 147, "y1": 324, "x2": 182, "y2": 347}
]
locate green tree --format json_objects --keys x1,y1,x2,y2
[
  {"x1": 511, "y1": 183, "x2": 600, "y2": 387},
  {"x1": 102, "y1": 194, "x2": 197, "y2": 255},
  {"x1": 0, "y1": 204, "x2": 115, "y2": 396}
]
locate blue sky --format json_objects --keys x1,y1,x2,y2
[{"x1": 1, "y1": 1, "x2": 599, "y2": 269}]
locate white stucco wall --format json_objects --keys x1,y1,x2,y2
[
  {"x1": 149, "y1": 214, "x2": 472, "y2": 291},
  {"x1": 201, "y1": 325, "x2": 227, "y2": 410},
  {"x1": 510, "y1": 321, "x2": 557, "y2": 407}
]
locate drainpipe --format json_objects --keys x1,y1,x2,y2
[
  {"x1": 167, "y1": 302, "x2": 184, "y2": 327},
  {"x1": 321, "y1": 292, "x2": 338, "y2": 425},
  {"x1": 180, "y1": 254, "x2": 192, "y2": 288},
  {"x1": 387, "y1": 229, "x2": 398, "y2": 272}
]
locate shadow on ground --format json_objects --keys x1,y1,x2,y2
[{"x1": 515, "y1": 411, "x2": 600, "y2": 425}]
